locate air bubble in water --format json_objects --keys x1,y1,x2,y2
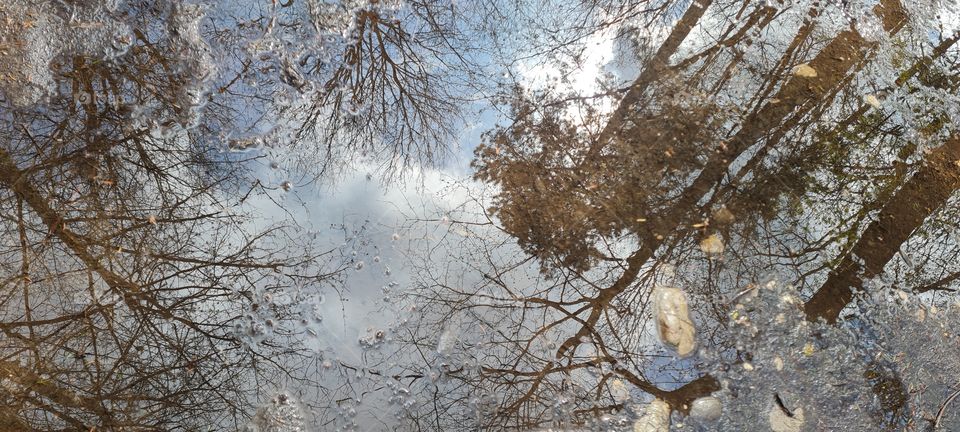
[
  {"x1": 359, "y1": 327, "x2": 386, "y2": 349},
  {"x1": 76, "y1": 91, "x2": 92, "y2": 105},
  {"x1": 342, "y1": 99, "x2": 364, "y2": 116}
]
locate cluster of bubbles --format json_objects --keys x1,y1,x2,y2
[
  {"x1": 466, "y1": 393, "x2": 499, "y2": 421},
  {"x1": 164, "y1": 2, "x2": 216, "y2": 129},
  {"x1": 233, "y1": 290, "x2": 280, "y2": 349},
  {"x1": 565, "y1": 281, "x2": 960, "y2": 431},
  {"x1": 380, "y1": 280, "x2": 399, "y2": 303},
  {"x1": 308, "y1": 0, "x2": 402, "y2": 37},
  {"x1": 547, "y1": 391, "x2": 577, "y2": 427},
  {"x1": 586, "y1": 413, "x2": 633, "y2": 431},
  {"x1": 239, "y1": 0, "x2": 405, "y2": 113},
  {"x1": 294, "y1": 295, "x2": 325, "y2": 346},
  {"x1": 357, "y1": 326, "x2": 388, "y2": 349},
  {"x1": 0, "y1": 0, "x2": 222, "y2": 144},
  {"x1": 683, "y1": 282, "x2": 960, "y2": 432},
  {"x1": 0, "y1": 0, "x2": 132, "y2": 107},
  {"x1": 385, "y1": 381, "x2": 417, "y2": 419},
  {"x1": 227, "y1": 135, "x2": 270, "y2": 153},
  {"x1": 333, "y1": 399, "x2": 360, "y2": 432},
  {"x1": 242, "y1": 391, "x2": 308, "y2": 432}
]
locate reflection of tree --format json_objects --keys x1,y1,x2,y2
[
  {"x1": 223, "y1": 0, "x2": 478, "y2": 180},
  {"x1": 236, "y1": 0, "x2": 683, "y2": 181},
  {"x1": 0, "y1": 3, "x2": 343, "y2": 430},
  {"x1": 805, "y1": 133, "x2": 960, "y2": 322},
  {"x1": 300, "y1": 0, "x2": 463, "y2": 176},
  {"x1": 386, "y1": 0, "x2": 960, "y2": 430},
  {"x1": 5, "y1": 0, "x2": 960, "y2": 430}
]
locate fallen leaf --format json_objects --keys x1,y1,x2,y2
[
  {"x1": 712, "y1": 206, "x2": 735, "y2": 225},
  {"x1": 700, "y1": 234, "x2": 725, "y2": 255},
  {"x1": 792, "y1": 63, "x2": 817, "y2": 78}
]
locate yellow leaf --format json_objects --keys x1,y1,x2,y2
[
  {"x1": 700, "y1": 234, "x2": 725, "y2": 255},
  {"x1": 712, "y1": 206, "x2": 735, "y2": 225}
]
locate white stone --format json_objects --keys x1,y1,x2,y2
[
  {"x1": 689, "y1": 396, "x2": 722, "y2": 421},
  {"x1": 654, "y1": 286, "x2": 697, "y2": 357},
  {"x1": 769, "y1": 404, "x2": 804, "y2": 432},
  {"x1": 634, "y1": 399, "x2": 671, "y2": 432}
]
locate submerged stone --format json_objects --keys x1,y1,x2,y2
[{"x1": 654, "y1": 286, "x2": 697, "y2": 357}]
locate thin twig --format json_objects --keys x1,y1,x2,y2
[{"x1": 934, "y1": 386, "x2": 960, "y2": 429}]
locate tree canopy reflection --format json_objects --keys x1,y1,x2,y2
[{"x1": 3, "y1": 0, "x2": 960, "y2": 431}]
